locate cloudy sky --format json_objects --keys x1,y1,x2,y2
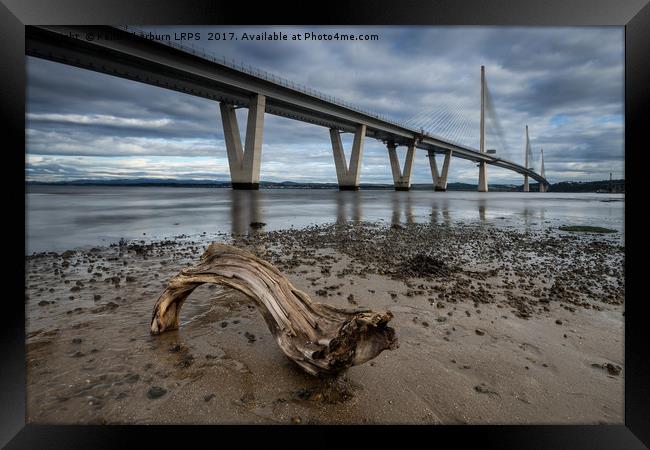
[{"x1": 26, "y1": 26, "x2": 624, "y2": 184}]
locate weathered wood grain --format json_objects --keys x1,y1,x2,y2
[{"x1": 150, "y1": 243, "x2": 398, "y2": 376}]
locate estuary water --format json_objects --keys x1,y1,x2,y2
[{"x1": 25, "y1": 185, "x2": 625, "y2": 254}]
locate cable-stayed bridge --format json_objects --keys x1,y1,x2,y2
[{"x1": 26, "y1": 25, "x2": 549, "y2": 192}]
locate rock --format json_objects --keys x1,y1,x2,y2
[
  {"x1": 124, "y1": 373, "x2": 140, "y2": 383},
  {"x1": 555, "y1": 319, "x2": 563, "y2": 325},
  {"x1": 72, "y1": 338, "x2": 82, "y2": 344},
  {"x1": 605, "y1": 363, "x2": 622, "y2": 376},
  {"x1": 175, "y1": 355, "x2": 194, "y2": 368},
  {"x1": 93, "y1": 294, "x2": 102, "y2": 301},
  {"x1": 475, "y1": 328, "x2": 486, "y2": 336},
  {"x1": 291, "y1": 416, "x2": 302, "y2": 424},
  {"x1": 250, "y1": 222, "x2": 267, "y2": 229},
  {"x1": 244, "y1": 332, "x2": 256, "y2": 343},
  {"x1": 147, "y1": 386, "x2": 167, "y2": 399},
  {"x1": 591, "y1": 362, "x2": 621, "y2": 376},
  {"x1": 474, "y1": 384, "x2": 499, "y2": 396},
  {"x1": 37, "y1": 300, "x2": 51, "y2": 306},
  {"x1": 92, "y1": 302, "x2": 119, "y2": 313},
  {"x1": 296, "y1": 388, "x2": 311, "y2": 399},
  {"x1": 204, "y1": 394, "x2": 215, "y2": 402}
]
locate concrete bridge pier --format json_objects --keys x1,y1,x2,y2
[
  {"x1": 219, "y1": 94, "x2": 266, "y2": 190},
  {"x1": 478, "y1": 161, "x2": 488, "y2": 192},
  {"x1": 388, "y1": 141, "x2": 415, "y2": 191},
  {"x1": 429, "y1": 149, "x2": 452, "y2": 191},
  {"x1": 523, "y1": 175, "x2": 530, "y2": 192},
  {"x1": 329, "y1": 124, "x2": 367, "y2": 191}
]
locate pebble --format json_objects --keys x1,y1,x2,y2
[{"x1": 147, "y1": 386, "x2": 167, "y2": 399}]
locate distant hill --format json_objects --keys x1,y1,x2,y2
[
  {"x1": 544, "y1": 179, "x2": 624, "y2": 193},
  {"x1": 26, "y1": 178, "x2": 624, "y2": 193}
]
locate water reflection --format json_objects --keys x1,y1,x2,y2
[
  {"x1": 521, "y1": 206, "x2": 534, "y2": 230},
  {"x1": 391, "y1": 193, "x2": 414, "y2": 225},
  {"x1": 25, "y1": 186, "x2": 625, "y2": 254},
  {"x1": 336, "y1": 191, "x2": 362, "y2": 224},
  {"x1": 478, "y1": 198, "x2": 487, "y2": 222},
  {"x1": 181, "y1": 189, "x2": 620, "y2": 237},
  {"x1": 230, "y1": 189, "x2": 262, "y2": 235},
  {"x1": 430, "y1": 198, "x2": 452, "y2": 225}
]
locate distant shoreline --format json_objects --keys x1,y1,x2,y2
[{"x1": 26, "y1": 179, "x2": 625, "y2": 193}]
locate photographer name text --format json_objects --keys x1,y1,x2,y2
[{"x1": 71, "y1": 30, "x2": 380, "y2": 42}]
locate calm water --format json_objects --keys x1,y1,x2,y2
[{"x1": 25, "y1": 186, "x2": 625, "y2": 254}]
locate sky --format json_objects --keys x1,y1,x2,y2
[{"x1": 26, "y1": 26, "x2": 625, "y2": 184}]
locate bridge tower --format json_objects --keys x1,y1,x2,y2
[
  {"x1": 219, "y1": 94, "x2": 266, "y2": 190},
  {"x1": 523, "y1": 125, "x2": 530, "y2": 192},
  {"x1": 539, "y1": 148, "x2": 547, "y2": 192},
  {"x1": 478, "y1": 65, "x2": 488, "y2": 192}
]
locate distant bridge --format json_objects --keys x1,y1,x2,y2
[{"x1": 26, "y1": 25, "x2": 549, "y2": 192}]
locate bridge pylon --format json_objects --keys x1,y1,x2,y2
[
  {"x1": 219, "y1": 94, "x2": 266, "y2": 190},
  {"x1": 478, "y1": 65, "x2": 488, "y2": 192},
  {"x1": 387, "y1": 141, "x2": 416, "y2": 191},
  {"x1": 523, "y1": 125, "x2": 530, "y2": 192},
  {"x1": 539, "y1": 148, "x2": 547, "y2": 192},
  {"x1": 329, "y1": 124, "x2": 367, "y2": 191}
]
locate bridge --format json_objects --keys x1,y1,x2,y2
[{"x1": 26, "y1": 25, "x2": 550, "y2": 192}]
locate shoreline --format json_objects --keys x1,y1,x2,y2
[{"x1": 25, "y1": 220, "x2": 624, "y2": 424}]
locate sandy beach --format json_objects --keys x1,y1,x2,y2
[{"x1": 25, "y1": 220, "x2": 624, "y2": 424}]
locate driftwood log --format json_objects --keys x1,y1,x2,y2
[{"x1": 150, "y1": 243, "x2": 398, "y2": 376}]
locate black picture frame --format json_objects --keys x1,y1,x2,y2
[{"x1": 2, "y1": 0, "x2": 648, "y2": 447}]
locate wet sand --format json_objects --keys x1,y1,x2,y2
[{"x1": 25, "y1": 221, "x2": 624, "y2": 424}]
